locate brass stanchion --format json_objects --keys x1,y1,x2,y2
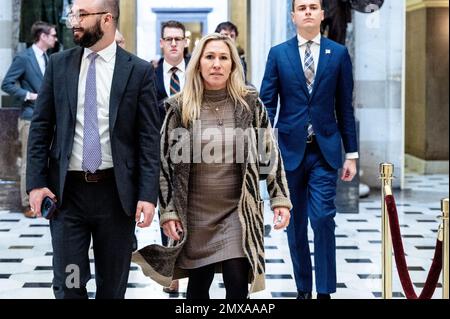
[
  {"x1": 441, "y1": 198, "x2": 449, "y2": 299},
  {"x1": 380, "y1": 163, "x2": 394, "y2": 299}
]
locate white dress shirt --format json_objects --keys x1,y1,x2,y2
[
  {"x1": 297, "y1": 33, "x2": 359, "y2": 160},
  {"x1": 68, "y1": 41, "x2": 116, "y2": 171},
  {"x1": 163, "y1": 59, "x2": 186, "y2": 97},
  {"x1": 32, "y1": 44, "x2": 47, "y2": 76}
]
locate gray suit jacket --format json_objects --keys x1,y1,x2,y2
[
  {"x1": 1, "y1": 47, "x2": 44, "y2": 120},
  {"x1": 26, "y1": 45, "x2": 161, "y2": 216}
]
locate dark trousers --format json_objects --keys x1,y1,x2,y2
[
  {"x1": 49, "y1": 213, "x2": 65, "y2": 299},
  {"x1": 186, "y1": 258, "x2": 250, "y2": 299},
  {"x1": 286, "y1": 140, "x2": 338, "y2": 294},
  {"x1": 51, "y1": 171, "x2": 135, "y2": 299}
]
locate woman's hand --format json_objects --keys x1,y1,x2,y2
[
  {"x1": 162, "y1": 220, "x2": 184, "y2": 241},
  {"x1": 273, "y1": 207, "x2": 291, "y2": 230}
]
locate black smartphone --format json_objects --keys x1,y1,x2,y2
[{"x1": 41, "y1": 197, "x2": 57, "y2": 220}]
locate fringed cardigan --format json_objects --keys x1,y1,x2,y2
[{"x1": 132, "y1": 91, "x2": 292, "y2": 294}]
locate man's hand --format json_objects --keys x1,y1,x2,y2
[
  {"x1": 341, "y1": 159, "x2": 358, "y2": 182},
  {"x1": 135, "y1": 201, "x2": 156, "y2": 228},
  {"x1": 29, "y1": 188, "x2": 57, "y2": 217},
  {"x1": 273, "y1": 207, "x2": 291, "y2": 230},
  {"x1": 162, "y1": 220, "x2": 184, "y2": 241}
]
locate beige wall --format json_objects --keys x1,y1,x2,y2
[
  {"x1": 119, "y1": 0, "x2": 137, "y2": 54},
  {"x1": 406, "y1": 5, "x2": 449, "y2": 161},
  {"x1": 229, "y1": 0, "x2": 249, "y2": 60}
]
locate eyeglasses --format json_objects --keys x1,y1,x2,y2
[
  {"x1": 162, "y1": 37, "x2": 185, "y2": 44},
  {"x1": 65, "y1": 11, "x2": 109, "y2": 28}
]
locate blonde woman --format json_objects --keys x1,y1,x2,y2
[{"x1": 133, "y1": 34, "x2": 292, "y2": 299}]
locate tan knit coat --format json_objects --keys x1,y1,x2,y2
[{"x1": 132, "y1": 91, "x2": 292, "y2": 294}]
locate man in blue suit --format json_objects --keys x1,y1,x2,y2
[
  {"x1": 2, "y1": 21, "x2": 58, "y2": 218},
  {"x1": 260, "y1": 0, "x2": 358, "y2": 299}
]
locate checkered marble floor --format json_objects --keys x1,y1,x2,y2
[{"x1": 0, "y1": 171, "x2": 448, "y2": 299}]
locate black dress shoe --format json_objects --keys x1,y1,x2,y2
[
  {"x1": 317, "y1": 293, "x2": 331, "y2": 299},
  {"x1": 297, "y1": 291, "x2": 312, "y2": 299}
]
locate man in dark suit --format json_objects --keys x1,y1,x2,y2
[
  {"x1": 2, "y1": 21, "x2": 58, "y2": 218},
  {"x1": 155, "y1": 20, "x2": 189, "y2": 122},
  {"x1": 260, "y1": 0, "x2": 358, "y2": 299},
  {"x1": 26, "y1": 0, "x2": 160, "y2": 299}
]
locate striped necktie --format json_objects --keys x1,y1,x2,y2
[
  {"x1": 304, "y1": 41, "x2": 315, "y2": 94},
  {"x1": 170, "y1": 67, "x2": 180, "y2": 96},
  {"x1": 304, "y1": 41, "x2": 315, "y2": 140}
]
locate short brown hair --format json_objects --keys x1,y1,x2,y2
[
  {"x1": 161, "y1": 20, "x2": 186, "y2": 39},
  {"x1": 291, "y1": 0, "x2": 323, "y2": 12},
  {"x1": 31, "y1": 21, "x2": 56, "y2": 43},
  {"x1": 102, "y1": 0, "x2": 120, "y2": 26},
  {"x1": 215, "y1": 21, "x2": 239, "y2": 38}
]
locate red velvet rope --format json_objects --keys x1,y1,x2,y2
[{"x1": 385, "y1": 194, "x2": 443, "y2": 299}]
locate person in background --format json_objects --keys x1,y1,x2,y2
[
  {"x1": 215, "y1": 21, "x2": 247, "y2": 81},
  {"x1": 1, "y1": 21, "x2": 58, "y2": 219},
  {"x1": 260, "y1": 0, "x2": 358, "y2": 299},
  {"x1": 155, "y1": 20, "x2": 189, "y2": 122}
]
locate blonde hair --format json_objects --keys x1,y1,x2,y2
[{"x1": 177, "y1": 33, "x2": 251, "y2": 127}]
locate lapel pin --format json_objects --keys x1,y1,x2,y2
[{"x1": 326, "y1": 49, "x2": 331, "y2": 55}]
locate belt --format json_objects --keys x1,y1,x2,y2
[{"x1": 68, "y1": 169, "x2": 114, "y2": 183}]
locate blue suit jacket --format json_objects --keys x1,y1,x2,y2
[
  {"x1": 260, "y1": 36, "x2": 357, "y2": 171},
  {"x1": 1, "y1": 47, "x2": 45, "y2": 120}
]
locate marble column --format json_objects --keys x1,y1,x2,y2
[
  {"x1": 0, "y1": 0, "x2": 14, "y2": 105},
  {"x1": 286, "y1": 0, "x2": 296, "y2": 38},
  {"x1": 229, "y1": 0, "x2": 249, "y2": 66},
  {"x1": 353, "y1": 1, "x2": 405, "y2": 188},
  {"x1": 119, "y1": 0, "x2": 137, "y2": 54},
  {"x1": 0, "y1": 0, "x2": 21, "y2": 180},
  {"x1": 405, "y1": 0, "x2": 449, "y2": 174},
  {"x1": 250, "y1": 0, "x2": 287, "y2": 89}
]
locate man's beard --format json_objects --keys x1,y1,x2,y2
[{"x1": 73, "y1": 19, "x2": 104, "y2": 48}]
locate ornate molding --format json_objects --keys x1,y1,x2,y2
[
  {"x1": 406, "y1": 0, "x2": 449, "y2": 12},
  {"x1": 119, "y1": 0, "x2": 137, "y2": 54}
]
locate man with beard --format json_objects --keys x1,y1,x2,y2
[{"x1": 26, "y1": 0, "x2": 161, "y2": 299}]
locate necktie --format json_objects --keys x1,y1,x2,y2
[
  {"x1": 43, "y1": 53, "x2": 49, "y2": 68},
  {"x1": 82, "y1": 52, "x2": 102, "y2": 173},
  {"x1": 304, "y1": 41, "x2": 315, "y2": 94},
  {"x1": 170, "y1": 67, "x2": 180, "y2": 96},
  {"x1": 304, "y1": 41, "x2": 315, "y2": 140}
]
